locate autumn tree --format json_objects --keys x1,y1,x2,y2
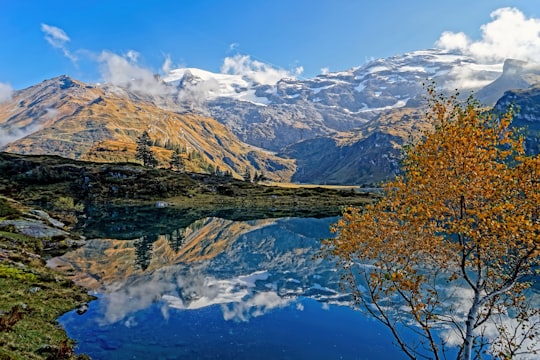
[
  {"x1": 322, "y1": 87, "x2": 540, "y2": 360},
  {"x1": 169, "y1": 148, "x2": 185, "y2": 172},
  {"x1": 135, "y1": 130, "x2": 158, "y2": 168}
]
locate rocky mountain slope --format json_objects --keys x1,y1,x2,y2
[
  {"x1": 1, "y1": 49, "x2": 539, "y2": 184},
  {"x1": 494, "y1": 83, "x2": 540, "y2": 155},
  {"x1": 168, "y1": 50, "x2": 540, "y2": 184},
  {"x1": 170, "y1": 50, "x2": 498, "y2": 151},
  {"x1": 0, "y1": 76, "x2": 294, "y2": 180}
]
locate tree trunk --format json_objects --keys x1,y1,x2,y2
[{"x1": 461, "y1": 290, "x2": 481, "y2": 360}]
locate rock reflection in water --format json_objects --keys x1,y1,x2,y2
[
  {"x1": 55, "y1": 217, "x2": 348, "y2": 324},
  {"x1": 56, "y1": 216, "x2": 408, "y2": 359}
]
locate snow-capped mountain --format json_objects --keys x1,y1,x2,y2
[
  {"x1": 157, "y1": 48, "x2": 539, "y2": 184},
  {"x1": 163, "y1": 68, "x2": 271, "y2": 105},
  {"x1": 164, "y1": 49, "x2": 504, "y2": 151},
  {"x1": 1, "y1": 48, "x2": 539, "y2": 184},
  {"x1": 0, "y1": 75, "x2": 295, "y2": 180}
]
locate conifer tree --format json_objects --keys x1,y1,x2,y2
[
  {"x1": 135, "y1": 130, "x2": 158, "y2": 168},
  {"x1": 169, "y1": 148, "x2": 185, "y2": 172},
  {"x1": 242, "y1": 168, "x2": 252, "y2": 182}
]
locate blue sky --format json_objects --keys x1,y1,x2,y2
[{"x1": 1, "y1": 0, "x2": 539, "y2": 91}]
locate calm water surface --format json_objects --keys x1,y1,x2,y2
[{"x1": 55, "y1": 214, "x2": 409, "y2": 359}]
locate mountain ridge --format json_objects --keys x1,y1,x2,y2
[
  {"x1": 1, "y1": 49, "x2": 539, "y2": 184},
  {"x1": 0, "y1": 75, "x2": 295, "y2": 181}
]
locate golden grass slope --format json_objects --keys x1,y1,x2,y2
[{"x1": 0, "y1": 76, "x2": 295, "y2": 181}]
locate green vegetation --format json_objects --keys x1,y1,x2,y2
[
  {"x1": 0, "y1": 152, "x2": 376, "y2": 212},
  {"x1": 53, "y1": 196, "x2": 84, "y2": 212},
  {"x1": 0, "y1": 197, "x2": 22, "y2": 219},
  {"x1": 0, "y1": 150, "x2": 377, "y2": 358},
  {"x1": 135, "y1": 130, "x2": 158, "y2": 168},
  {"x1": 169, "y1": 148, "x2": 185, "y2": 172},
  {"x1": 0, "y1": 219, "x2": 94, "y2": 359},
  {"x1": 1, "y1": 184, "x2": 93, "y2": 359}
]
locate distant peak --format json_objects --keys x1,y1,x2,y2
[
  {"x1": 502, "y1": 59, "x2": 528, "y2": 73},
  {"x1": 40, "y1": 75, "x2": 84, "y2": 90},
  {"x1": 59, "y1": 75, "x2": 81, "y2": 89}
]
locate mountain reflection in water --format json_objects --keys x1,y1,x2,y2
[{"x1": 55, "y1": 216, "x2": 409, "y2": 359}]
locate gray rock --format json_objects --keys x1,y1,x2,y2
[
  {"x1": 155, "y1": 201, "x2": 169, "y2": 208},
  {"x1": 0, "y1": 220, "x2": 69, "y2": 239},
  {"x1": 29, "y1": 209, "x2": 65, "y2": 228},
  {"x1": 76, "y1": 303, "x2": 89, "y2": 315}
]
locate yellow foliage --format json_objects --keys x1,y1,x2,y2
[{"x1": 322, "y1": 86, "x2": 540, "y2": 360}]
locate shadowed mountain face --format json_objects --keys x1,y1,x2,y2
[
  {"x1": 494, "y1": 84, "x2": 540, "y2": 155},
  {"x1": 1, "y1": 51, "x2": 539, "y2": 184}
]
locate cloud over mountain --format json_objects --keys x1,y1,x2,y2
[
  {"x1": 221, "y1": 54, "x2": 303, "y2": 85},
  {"x1": 436, "y1": 7, "x2": 540, "y2": 63},
  {"x1": 0, "y1": 83, "x2": 13, "y2": 103},
  {"x1": 98, "y1": 51, "x2": 172, "y2": 96}
]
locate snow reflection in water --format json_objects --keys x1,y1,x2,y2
[
  {"x1": 57, "y1": 216, "x2": 410, "y2": 359},
  {"x1": 56, "y1": 216, "x2": 539, "y2": 359}
]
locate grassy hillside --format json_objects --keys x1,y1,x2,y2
[
  {"x1": 0, "y1": 152, "x2": 376, "y2": 216},
  {"x1": 0, "y1": 197, "x2": 94, "y2": 360},
  {"x1": 0, "y1": 76, "x2": 295, "y2": 181}
]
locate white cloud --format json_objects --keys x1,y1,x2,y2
[
  {"x1": 41, "y1": 23, "x2": 77, "y2": 64},
  {"x1": 228, "y1": 42, "x2": 239, "y2": 52},
  {"x1": 436, "y1": 31, "x2": 470, "y2": 52},
  {"x1": 221, "y1": 54, "x2": 302, "y2": 85},
  {"x1": 0, "y1": 82, "x2": 13, "y2": 103},
  {"x1": 98, "y1": 50, "x2": 172, "y2": 96},
  {"x1": 443, "y1": 64, "x2": 501, "y2": 90},
  {"x1": 0, "y1": 124, "x2": 41, "y2": 147},
  {"x1": 161, "y1": 55, "x2": 173, "y2": 74},
  {"x1": 125, "y1": 50, "x2": 140, "y2": 63},
  {"x1": 293, "y1": 65, "x2": 304, "y2": 77},
  {"x1": 176, "y1": 76, "x2": 219, "y2": 110},
  {"x1": 436, "y1": 7, "x2": 540, "y2": 63},
  {"x1": 320, "y1": 67, "x2": 330, "y2": 75}
]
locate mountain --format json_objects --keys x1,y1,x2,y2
[
  {"x1": 165, "y1": 49, "x2": 540, "y2": 184},
  {"x1": 494, "y1": 83, "x2": 540, "y2": 155},
  {"x1": 475, "y1": 59, "x2": 540, "y2": 105},
  {"x1": 280, "y1": 107, "x2": 428, "y2": 184},
  {"x1": 168, "y1": 49, "x2": 502, "y2": 152},
  {"x1": 0, "y1": 75, "x2": 295, "y2": 180},
  {"x1": 1, "y1": 49, "x2": 539, "y2": 184}
]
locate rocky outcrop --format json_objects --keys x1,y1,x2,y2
[
  {"x1": 494, "y1": 84, "x2": 540, "y2": 154},
  {"x1": 476, "y1": 59, "x2": 540, "y2": 105}
]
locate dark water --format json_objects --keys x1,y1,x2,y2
[{"x1": 56, "y1": 215, "x2": 412, "y2": 359}]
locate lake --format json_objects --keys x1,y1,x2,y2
[{"x1": 53, "y1": 213, "x2": 410, "y2": 359}]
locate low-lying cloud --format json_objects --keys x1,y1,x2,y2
[
  {"x1": 0, "y1": 124, "x2": 41, "y2": 147},
  {"x1": 221, "y1": 54, "x2": 303, "y2": 85},
  {"x1": 435, "y1": 7, "x2": 540, "y2": 89},
  {"x1": 0, "y1": 82, "x2": 13, "y2": 103},
  {"x1": 98, "y1": 51, "x2": 172, "y2": 96}
]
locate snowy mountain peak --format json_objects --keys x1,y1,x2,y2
[{"x1": 163, "y1": 67, "x2": 270, "y2": 105}]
